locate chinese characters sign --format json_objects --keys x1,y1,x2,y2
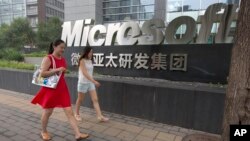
[
  {"x1": 64, "y1": 44, "x2": 232, "y2": 83},
  {"x1": 71, "y1": 52, "x2": 188, "y2": 71}
]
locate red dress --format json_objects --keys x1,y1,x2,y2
[{"x1": 31, "y1": 55, "x2": 71, "y2": 109}]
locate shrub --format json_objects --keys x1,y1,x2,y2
[
  {"x1": 0, "y1": 48, "x2": 24, "y2": 61},
  {"x1": 0, "y1": 60, "x2": 34, "y2": 70}
]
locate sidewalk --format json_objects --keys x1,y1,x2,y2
[{"x1": 0, "y1": 89, "x2": 217, "y2": 141}]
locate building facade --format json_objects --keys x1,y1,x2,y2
[
  {"x1": 64, "y1": 0, "x2": 102, "y2": 23},
  {"x1": 167, "y1": 0, "x2": 240, "y2": 37},
  {"x1": 65, "y1": 0, "x2": 240, "y2": 24},
  {"x1": 0, "y1": 0, "x2": 64, "y2": 28},
  {"x1": 0, "y1": 0, "x2": 26, "y2": 25},
  {"x1": 65, "y1": 0, "x2": 166, "y2": 24},
  {"x1": 102, "y1": 0, "x2": 166, "y2": 23}
]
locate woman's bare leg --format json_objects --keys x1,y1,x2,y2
[
  {"x1": 41, "y1": 108, "x2": 54, "y2": 133},
  {"x1": 89, "y1": 90, "x2": 103, "y2": 118},
  {"x1": 63, "y1": 107, "x2": 88, "y2": 138},
  {"x1": 75, "y1": 92, "x2": 85, "y2": 115}
]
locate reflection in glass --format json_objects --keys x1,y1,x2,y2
[{"x1": 103, "y1": 0, "x2": 155, "y2": 22}]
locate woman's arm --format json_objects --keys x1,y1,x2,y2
[
  {"x1": 40, "y1": 57, "x2": 64, "y2": 77},
  {"x1": 79, "y1": 59, "x2": 96, "y2": 83}
]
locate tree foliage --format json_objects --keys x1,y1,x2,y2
[{"x1": 36, "y1": 17, "x2": 63, "y2": 50}]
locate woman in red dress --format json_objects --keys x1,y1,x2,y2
[{"x1": 31, "y1": 39, "x2": 89, "y2": 141}]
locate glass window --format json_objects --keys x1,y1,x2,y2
[
  {"x1": 47, "y1": 0, "x2": 52, "y2": 4},
  {"x1": 103, "y1": 2, "x2": 109, "y2": 8},
  {"x1": 0, "y1": 0, "x2": 11, "y2": 4},
  {"x1": 200, "y1": 0, "x2": 219, "y2": 10},
  {"x1": 104, "y1": 8, "x2": 119, "y2": 14},
  {"x1": 29, "y1": 17, "x2": 38, "y2": 27},
  {"x1": 132, "y1": 6, "x2": 139, "y2": 12},
  {"x1": 168, "y1": 0, "x2": 182, "y2": 12},
  {"x1": 1, "y1": 14, "x2": 12, "y2": 24},
  {"x1": 119, "y1": 15, "x2": 125, "y2": 20},
  {"x1": 183, "y1": 0, "x2": 200, "y2": 11},
  {"x1": 52, "y1": 0, "x2": 55, "y2": 5},
  {"x1": 133, "y1": 0, "x2": 140, "y2": 5},
  {"x1": 12, "y1": 0, "x2": 24, "y2": 3},
  {"x1": 110, "y1": 15, "x2": 118, "y2": 21},
  {"x1": 13, "y1": 4, "x2": 25, "y2": 13},
  {"x1": 140, "y1": 0, "x2": 154, "y2": 5},
  {"x1": 131, "y1": 13, "x2": 139, "y2": 19},
  {"x1": 120, "y1": 7, "x2": 130, "y2": 13},
  {"x1": 122, "y1": 14, "x2": 132, "y2": 20},
  {"x1": 225, "y1": 0, "x2": 240, "y2": 4},
  {"x1": 0, "y1": 5, "x2": 11, "y2": 13},
  {"x1": 13, "y1": 13, "x2": 25, "y2": 19},
  {"x1": 145, "y1": 12, "x2": 154, "y2": 19},
  {"x1": 139, "y1": 13, "x2": 145, "y2": 19},
  {"x1": 121, "y1": 0, "x2": 131, "y2": 6},
  {"x1": 143, "y1": 5, "x2": 155, "y2": 12},
  {"x1": 110, "y1": 1, "x2": 120, "y2": 7},
  {"x1": 103, "y1": 15, "x2": 110, "y2": 21}
]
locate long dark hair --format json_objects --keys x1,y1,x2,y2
[
  {"x1": 78, "y1": 47, "x2": 93, "y2": 66},
  {"x1": 48, "y1": 39, "x2": 65, "y2": 54}
]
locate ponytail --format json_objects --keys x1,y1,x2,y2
[
  {"x1": 48, "y1": 39, "x2": 65, "y2": 54},
  {"x1": 48, "y1": 42, "x2": 54, "y2": 54}
]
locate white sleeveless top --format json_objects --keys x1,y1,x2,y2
[{"x1": 78, "y1": 59, "x2": 94, "y2": 84}]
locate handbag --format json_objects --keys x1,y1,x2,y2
[{"x1": 32, "y1": 55, "x2": 62, "y2": 89}]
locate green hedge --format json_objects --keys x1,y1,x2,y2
[
  {"x1": 0, "y1": 59, "x2": 34, "y2": 70},
  {"x1": 0, "y1": 48, "x2": 24, "y2": 61},
  {"x1": 24, "y1": 51, "x2": 47, "y2": 57}
]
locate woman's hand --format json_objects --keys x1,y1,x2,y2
[
  {"x1": 55, "y1": 67, "x2": 66, "y2": 73},
  {"x1": 93, "y1": 80, "x2": 101, "y2": 87}
]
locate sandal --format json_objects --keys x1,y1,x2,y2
[
  {"x1": 41, "y1": 132, "x2": 52, "y2": 140},
  {"x1": 97, "y1": 116, "x2": 109, "y2": 122},
  {"x1": 75, "y1": 114, "x2": 82, "y2": 121},
  {"x1": 76, "y1": 133, "x2": 89, "y2": 141}
]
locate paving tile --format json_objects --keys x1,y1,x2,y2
[
  {"x1": 3, "y1": 131, "x2": 17, "y2": 137},
  {"x1": 174, "y1": 136, "x2": 183, "y2": 141},
  {"x1": 127, "y1": 121, "x2": 140, "y2": 126},
  {"x1": 91, "y1": 131, "x2": 106, "y2": 139},
  {"x1": 103, "y1": 127, "x2": 122, "y2": 136},
  {"x1": 117, "y1": 131, "x2": 137, "y2": 141},
  {"x1": 91, "y1": 124, "x2": 108, "y2": 132},
  {"x1": 10, "y1": 135, "x2": 28, "y2": 141},
  {"x1": 125, "y1": 124, "x2": 143, "y2": 134},
  {"x1": 51, "y1": 136, "x2": 68, "y2": 141},
  {"x1": 154, "y1": 127, "x2": 169, "y2": 133},
  {"x1": 26, "y1": 133, "x2": 41, "y2": 140},
  {"x1": 0, "y1": 135, "x2": 12, "y2": 141},
  {"x1": 104, "y1": 135, "x2": 122, "y2": 141},
  {"x1": 140, "y1": 129, "x2": 159, "y2": 138},
  {"x1": 156, "y1": 132, "x2": 176, "y2": 141},
  {"x1": 0, "y1": 128, "x2": 7, "y2": 133},
  {"x1": 16, "y1": 129, "x2": 30, "y2": 136},
  {"x1": 112, "y1": 122, "x2": 128, "y2": 130},
  {"x1": 169, "y1": 130, "x2": 186, "y2": 137},
  {"x1": 54, "y1": 130, "x2": 67, "y2": 137},
  {"x1": 139, "y1": 124, "x2": 154, "y2": 129},
  {"x1": 134, "y1": 135, "x2": 154, "y2": 141}
]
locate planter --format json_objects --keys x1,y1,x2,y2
[{"x1": 0, "y1": 68, "x2": 226, "y2": 134}]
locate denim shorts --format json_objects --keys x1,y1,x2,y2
[{"x1": 77, "y1": 82, "x2": 96, "y2": 93}]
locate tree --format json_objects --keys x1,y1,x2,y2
[
  {"x1": 5, "y1": 18, "x2": 36, "y2": 49},
  {"x1": 0, "y1": 24, "x2": 10, "y2": 49},
  {"x1": 222, "y1": 1, "x2": 250, "y2": 141},
  {"x1": 36, "y1": 17, "x2": 63, "y2": 50}
]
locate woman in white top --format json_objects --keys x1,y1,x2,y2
[{"x1": 75, "y1": 47, "x2": 109, "y2": 122}]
